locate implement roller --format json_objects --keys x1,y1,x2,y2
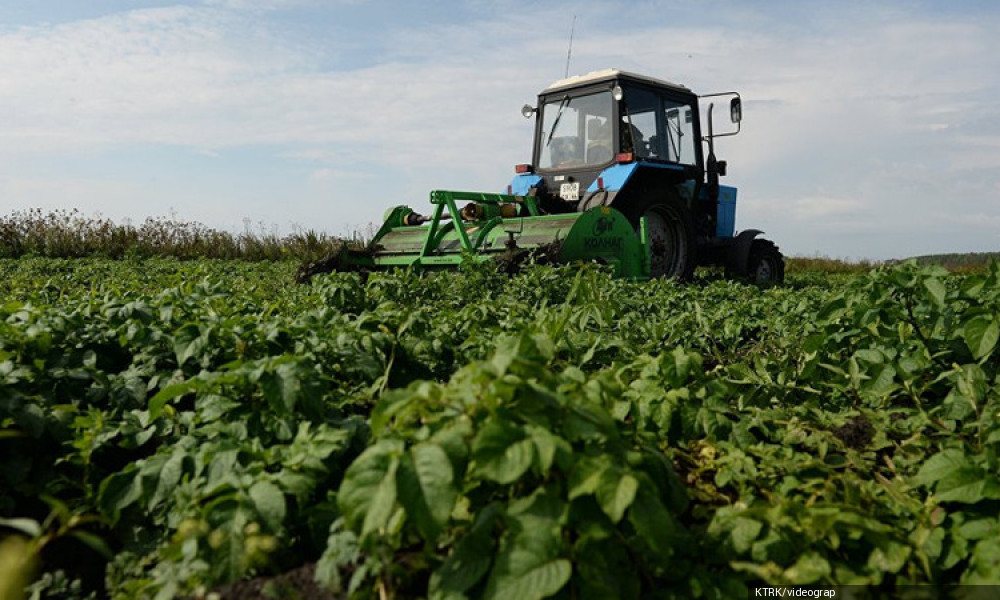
[{"x1": 300, "y1": 69, "x2": 783, "y2": 284}]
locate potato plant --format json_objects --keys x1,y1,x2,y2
[{"x1": 0, "y1": 257, "x2": 998, "y2": 598}]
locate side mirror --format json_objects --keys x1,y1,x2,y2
[
  {"x1": 730, "y1": 98, "x2": 742, "y2": 124},
  {"x1": 521, "y1": 104, "x2": 536, "y2": 119}
]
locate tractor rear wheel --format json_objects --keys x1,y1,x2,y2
[
  {"x1": 746, "y1": 239, "x2": 785, "y2": 285},
  {"x1": 628, "y1": 197, "x2": 696, "y2": 279}
]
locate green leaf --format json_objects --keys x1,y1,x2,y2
[
  {"x1": 865, "y1": 364, "x2": 897, "y2": 397},
  {"x1": 249, "y1": 480, "x2": 287, "y2": 532},
  {"x1": 627, "y1": 485, "x2": 683, "y2": 561},
  {"x1": 967, "y1": 537, "x2": 1000, "y2": 583},
  {"x1": 573, "y1": 532, "x2": 640, "y2": 600},
  {"x1": 728, "y1": 517, "x2": 763, "y2": 555},
  {"x1": 206, "y1": 449, "x2": 240, "y2": 490},
  {"x1": 219, "y1": 507, "x2": 250, "y2": 583},
  {"x1": 199, "y1": 394, "x2": 239, "y2": 421},
  {"x1": 173, "y1": 323, "x2": 209, "y2": 366},
  {"x1": 937, "y1": 471, "x2": 1000, "y2": 504},
  {"x1": 260, "y1": 360, "x2": 302, "y2": 414},
  {"x1": 147, "y1": 382, "x2": 193, "y2": 420},
  {"x1": 430, "y1": 504, "x2": 501, "y2": 597},
  {"x1": 491, "y1": 334, "x2": 553, "y2": 376},
  {"x1": 69, "y1": 530, "x2": 113, "y2": 559},
  {"x1": 97, "y1": 469, "x2": 144, "y2": 523},
  {"x1": 958, "y1": 519, "x2": 997, "y2": 541},
  {"x1": 922, "y1": 277, "x2": 947, "y2": 308},
  {"x1": 854, "y1": 348, "x2": 885, "y2": 364},
  {"x1": 485, "y1": 487, "x2": 570, "y2": 600},
  {"x1": 397, "y1": 442, "x2": 456, "y2": 541},
  {"x1": 568, "y1": 456, "x2": 607, "y2": 500},
  {"x1": 0, "y1": 517, "x2": 42, "y2": 538},
  {"x1": 484, "y1": 559, "x2": 571, "y2": 600},
  {"x1": 315, "y1": 524, "x2": 359, "y2": 594},
  {"x1": 868, "y1": 540, "x2": 911, "y2": 574},
  {"x1": 595, "y1": 471, "x2": 638, "y2": 524},
  {"x1": 784, "y1": 551, "x2": 830, "y2": 583},
  {"x1": 913, "y1": 449, "x2": 970, "y2": 487},
  {"x1": 964, "y1": 317, "x2": 999, "y2": 361},
  {"x1": 338, "y1": 440, "x2": 403, "y2": 538},
  {"x1": 150, "y1": 449, "x2": 186, "y2": 509},
  {"x1": 914, "y1": 450, "x2": 1000, "y2": 503},
  {"x1": 527, "y1": 425, "x2": 566, "y2": 473},
  {"x1": 473, "y1": 419, "x2": 534, "y2": 484}
]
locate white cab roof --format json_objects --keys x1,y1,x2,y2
[{"x1": 542, "y1": 69, "x2": 690, "y2": 94}]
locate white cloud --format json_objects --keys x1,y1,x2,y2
[
  {"x1": 309, "y1": 167, "x2": 372, "y2": 181},
  {"x1": 200, "y1": 0, "x2": 348, "y2": 10},
  {"x1": 1, "y1": 1, "x2": 999, "y2": 259},
  {"x1": 790, "y1": 197, "x2": 867, "y2": 220},
  {"x1": 0, "y1": 6, "x2": 365, "y2": 152},
  {"x1": 934, "y1": 212, "x2": 1000, "y2": 231}
]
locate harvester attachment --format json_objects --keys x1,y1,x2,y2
[{"x1": 297, "y1": 190, "x2": 650, "y2": 282}]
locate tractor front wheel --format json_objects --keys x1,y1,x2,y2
[
  {"x1": 630, "y1": 198, "x2": 696, "y2": 279},
  {"x1": 746, "y1": 239, "x2": 785, "y2": 285}
]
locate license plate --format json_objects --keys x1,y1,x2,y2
[{"x1": 560, "y1": 182, "x2": 580, "y2": 201}]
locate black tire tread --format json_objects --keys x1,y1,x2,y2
[
  {"x1": 747, "y1": 239, "x2": 785, "y2": 285},
  {"x1": 624, "y1": 195, "x2": 696, "y2": 280}
]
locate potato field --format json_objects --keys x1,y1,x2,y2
[{"x1": 1, "y1": 256, "x2": 999, "y2": 599}]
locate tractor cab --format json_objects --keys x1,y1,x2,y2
[
  {"x1": 521, "y1": 70, "x2": 705, "y2": 218},
  {"x1": 508, "y1": 68, "x2": 770, "y2": 280}
]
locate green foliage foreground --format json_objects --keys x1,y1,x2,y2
[{"x1": 1, "y1": 258, "x2": 999, "y2": 598}]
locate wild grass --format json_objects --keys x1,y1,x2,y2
[
  {"x1": 0, "y1": 209, "x2": 350, "y2": 262},
  {"x1": 907, "y1": 252, "x2": 1000, "y2": 273},
  {"x1": 785, "y1": 255, "x2": 883, "y2": 274},
  {"x1": 2, "y1": 209, "x2": 994, "y2": 275},
  {"x1": 787, "y1": 253, "x2": 999, "y2": 274}
]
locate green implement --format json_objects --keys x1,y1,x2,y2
[
  {"x1": 301, "y1": 190, "x2": 650, "y2": 281},
  {"x1": 300, "y1": 69, "x2": 785, "y2": 285}
]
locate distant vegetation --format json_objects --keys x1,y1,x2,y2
[
  {"x1": 2, "y1": 209, "x2": 996, "y2": 275},
  {"x1": 0, "y1": 209, "x2": 348, "y2": 262},
  {"x1": 785, "y1": 256, "x2": 883, "y2": 274},
  {"x1": 906, "y1": 252, "x2": 1000, "y2": 272},
  {"x1": 788, "y1": 252, "x2": 1000, "y2": 274}
]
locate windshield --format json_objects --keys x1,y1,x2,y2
[
  {"x1": 537, "y1": 90, "x2": 613, "y2": 170},
  {"x1": 621, "y1": 86, "x2": 697, "y2": 165}
]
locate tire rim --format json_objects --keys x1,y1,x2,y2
[
  {"x1": 643, "y1": 205, "x2": 688, "y2": 278},
  {"x1": 755, "y1": 258, "x2": 774, "y2": 282}
]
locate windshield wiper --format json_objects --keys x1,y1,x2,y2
[{"x1": 545, "y1": 95, "x2": 571, "y2": 147}]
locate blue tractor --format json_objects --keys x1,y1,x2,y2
[
  {"x1": 509, "y1": 69, "x2": 784, "y2": 282},
  {"x1": 297, "y1": 69, "x2": 783, "y2": 284}
]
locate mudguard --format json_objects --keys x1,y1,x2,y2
[{"x1": 729, "y1": 229, "x2": 763, "y2": 276}]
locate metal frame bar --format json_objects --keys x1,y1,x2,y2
[{"x1": 421, "y1": 190, "x2": 541, "y2": 258}]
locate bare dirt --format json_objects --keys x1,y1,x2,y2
[{"x1": 204, "y1": 563, "x2": 343, "y2": 600}]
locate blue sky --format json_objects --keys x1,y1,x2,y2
[{"x1": 1, "y1": 0, "x2": 998, "y2": 259}]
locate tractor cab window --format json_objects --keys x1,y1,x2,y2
[
  {"x1": 538, "y1": 90, "x2": 613, "y2": 170},
  {"x1": 622, "y1": 87, "x2": 697, "y2": 165}
]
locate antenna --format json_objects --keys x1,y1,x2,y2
[{"x1": 564, "y1": 14, "x2": 577, "y2": 78}]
